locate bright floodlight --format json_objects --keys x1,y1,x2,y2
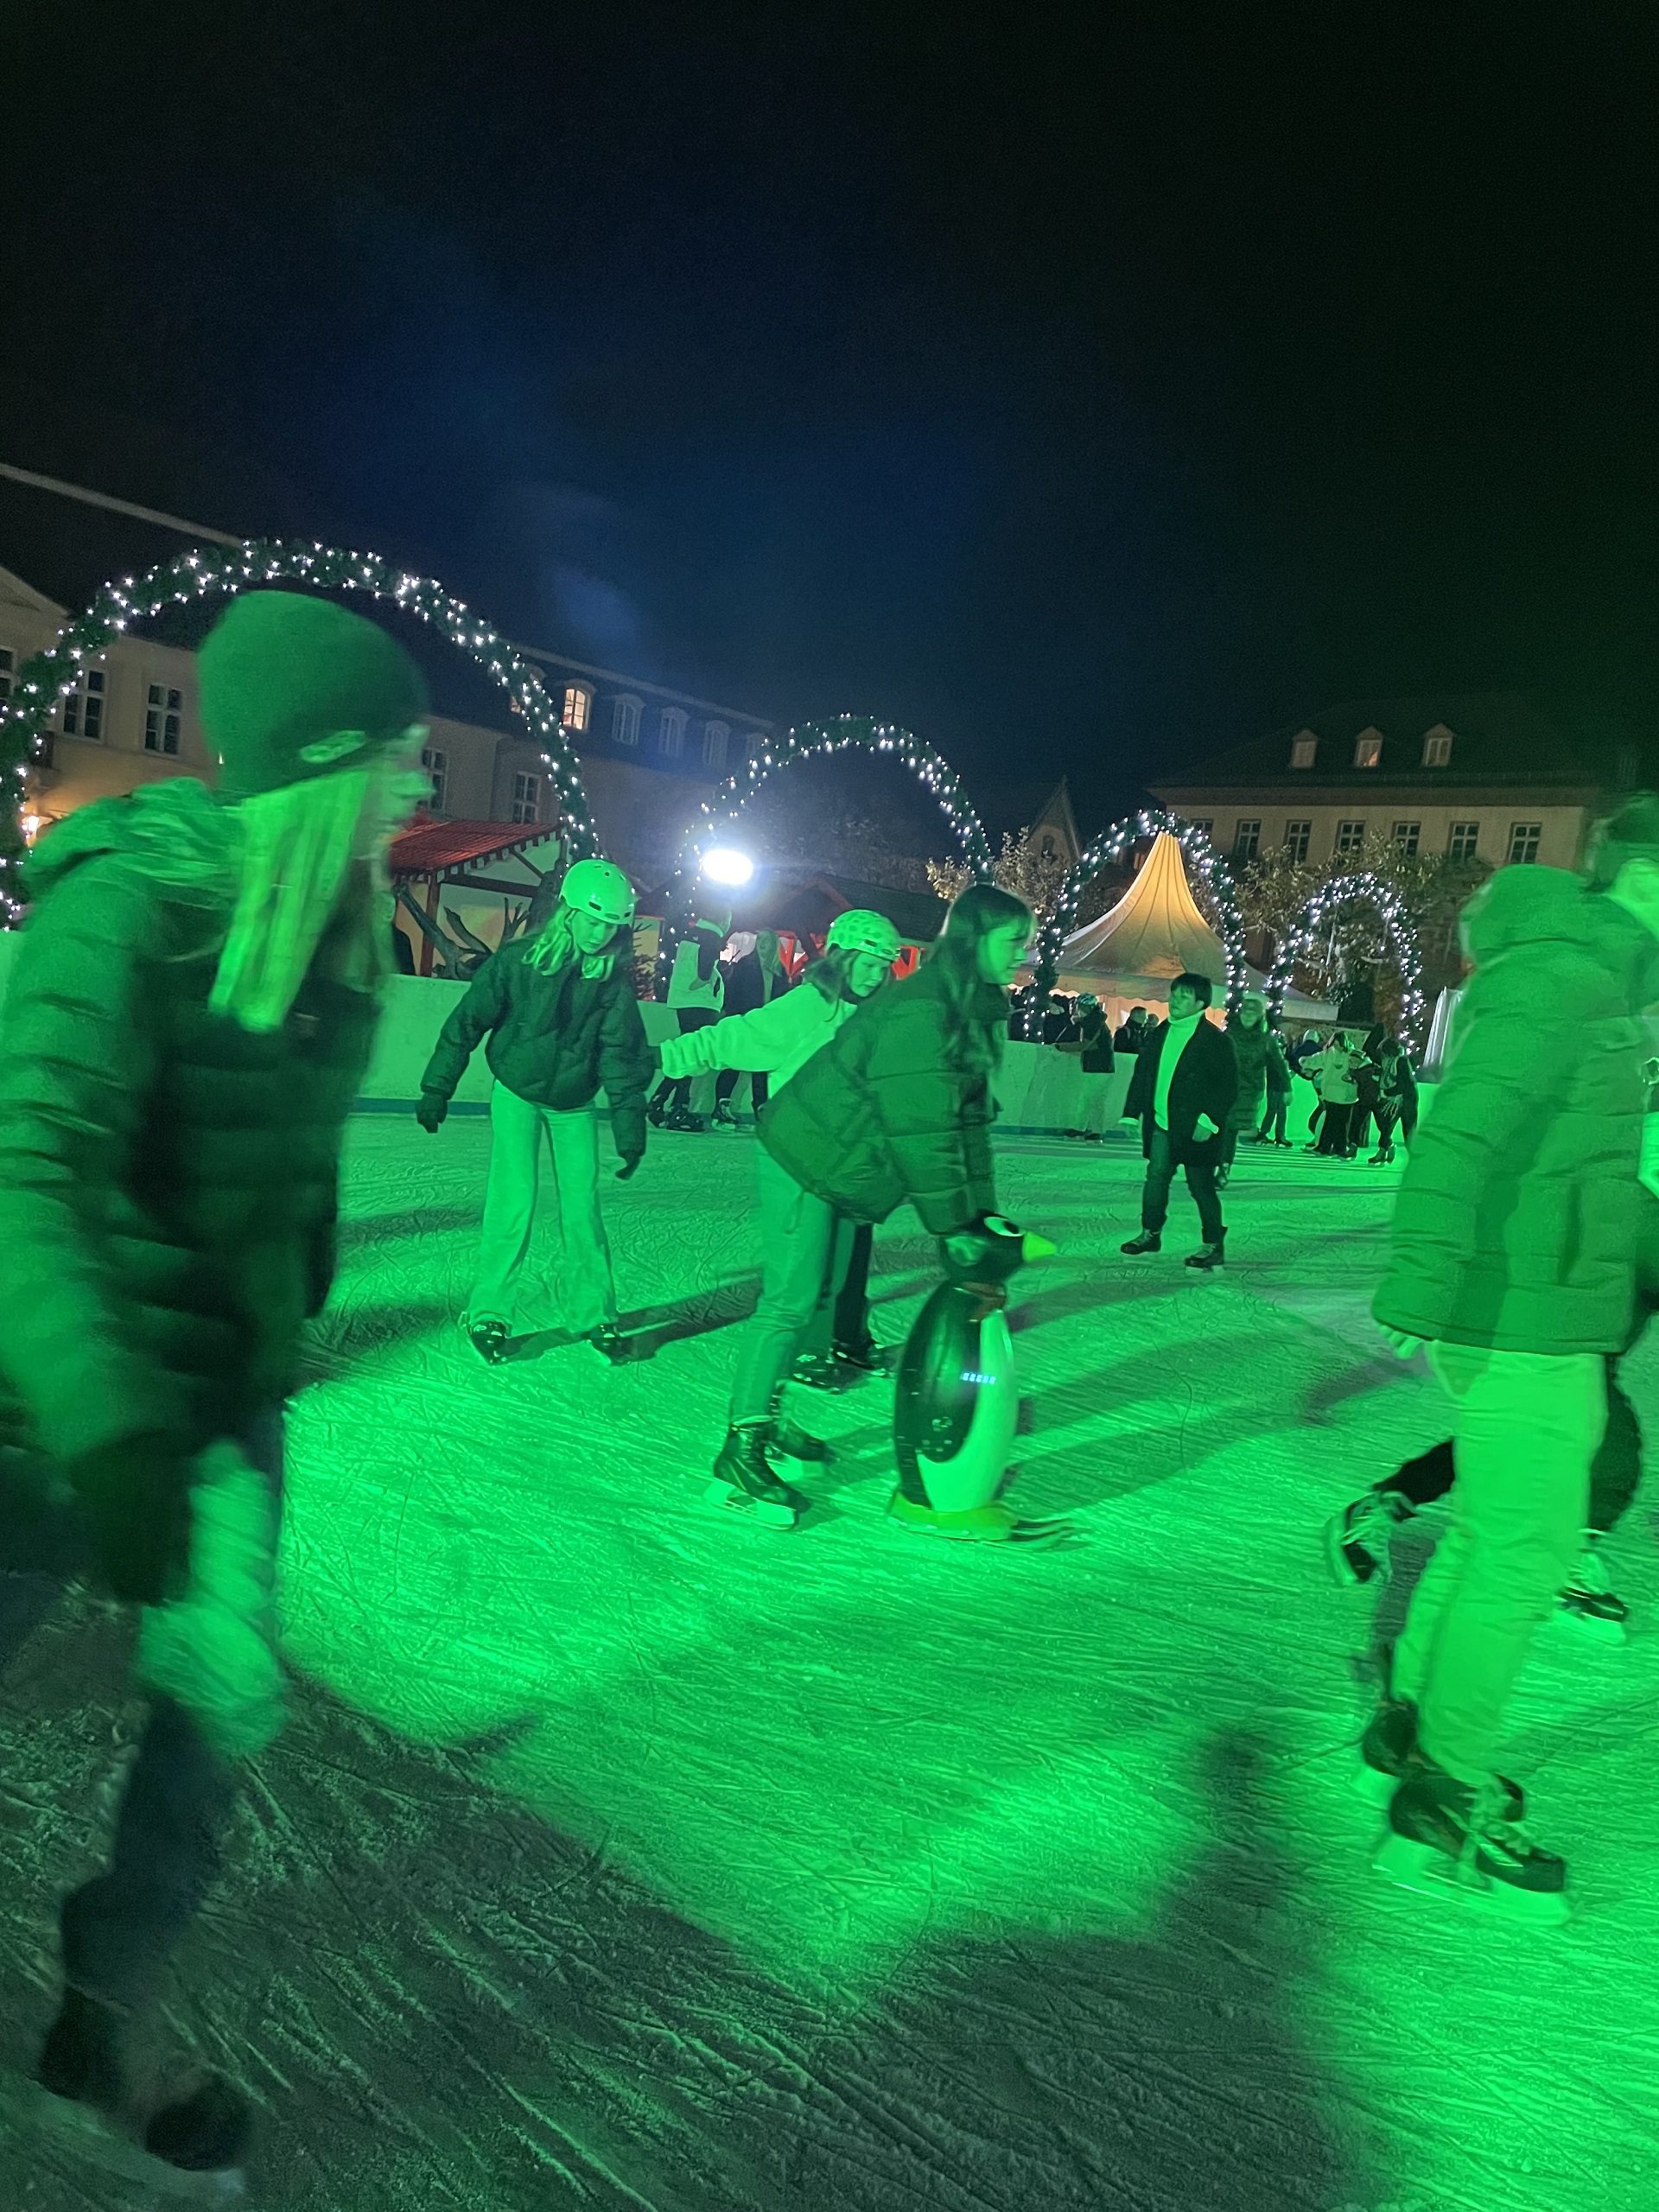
[{"x1": 701, "y1": 846, "x2": 753, "y2": 887}]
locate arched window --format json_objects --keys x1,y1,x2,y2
[
  {"x1": 702, "y1": 719, "x2": 729, "y2": 769},
  {"x1": 612, "y1": 694, "x2": 641, "y2": 747},
  {"x1": 562, "y1": 683, "x2": 593, "y2": 731},
  {"x1": 659, "y1": 706, "x2": 686, "y2": 758}
]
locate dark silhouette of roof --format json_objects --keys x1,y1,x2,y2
[{"x1": 388, "y1": 819, "x2": 560, "y2": 882}]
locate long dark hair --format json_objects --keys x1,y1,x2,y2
[{"x1": 926, "y1": 881, "x2": 1033, "y2": 1077}]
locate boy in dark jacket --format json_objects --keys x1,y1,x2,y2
[
  {"x1": 0, "y1": 591, "x2": 431, "y2": 2175},
  {"x1": 418, "y1": 857, "x2": 650, "y2": 1363},
  {"x1": 1118, "y1": 972, "x2": 1238, "y2": 1269},
  {"x1": 1366, "y1": 802, "x2": 1659, "y2": 1921}
]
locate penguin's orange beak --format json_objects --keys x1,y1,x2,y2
[{"x1": 1021, "y1": 1232, "x2": 1058, "y2": 1263}]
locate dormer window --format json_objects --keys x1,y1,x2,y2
[
  {"x1": 611, "y1": 695, "x2": 641, "y2": 747},
  {"x1": 1422, "y1": 724, "x2": 1454, "y2": 768},
  {"x1": 562, "y1": 683, "x2": 593, "y2": 732},
  {"x1": 658, "y1": 706, "x2": 687, "y2": 758},
  {"x1": 702, "y1": 719, "x2": 730, "y2": 769},
  {"x1": 1289, "y1": 732, "x2": 1318, "y2": 768},
  {"x1": 1354, "y1": 728, "x2": 1383, "y2": 769}
]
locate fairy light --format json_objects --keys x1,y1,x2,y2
[
  {"x1": 0, "y1": 537, "x2": 604, "y2": 922},
  {"x1": 653, "y1": 713, "x2": 995, "y2": 994},
  {"x1": 1266, "y1": 870, "x2": 1427, "y2": 1046},
  {"x1": 1026, "y1": 810, "x2": 1249, "y2": 1040}
]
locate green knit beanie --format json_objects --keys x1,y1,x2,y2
[{"x1": 199, "y1": 591, "x2": 430, "y2": 803}]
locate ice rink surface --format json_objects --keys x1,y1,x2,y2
[{"x1": 4, "y1": 1118, "x2": 1659, "y2": 2210}]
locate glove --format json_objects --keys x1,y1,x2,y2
[
  {"x1": 416, "y1": 1092, "x2": 448, "y2": 1134},
  {"x1": 66, "y1": 1433, "x2": 194, "y2": 1606},
  {"x1": 615, "y1": 1151, "x2": 644, "y2": 1182}
]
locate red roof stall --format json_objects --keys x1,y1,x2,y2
[{"x1": 387, "y1": 817, "x2": 565, "y2": 976}]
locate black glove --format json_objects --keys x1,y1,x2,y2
[
  {"x1": 416, "y1": 1092, "x2": 448, "y2": 1134},
  {"x1": 615, "y1": 1151, "x2": 644, "y2": 1182},
  {"x1": 66, "y1": 1433, "x2": 194, "y2": 1606}
]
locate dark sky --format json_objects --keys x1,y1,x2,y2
[{"x1": 3, "y1": 3, "x2": 1656, "y2": 822}]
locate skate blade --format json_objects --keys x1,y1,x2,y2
[
  {"x1": 18, "y1": 2076, "x2": 245, "y2": 2200},
  {"x1": 702, "y1": 1478, "x2": 798, "y2": 1530},
  {"x1": 1371, "y1": 1834, "x2": 1571, "y2": 1926},
  {"x1": 892, "y1": 1515, "x2": 1076, "y2": 1549}
]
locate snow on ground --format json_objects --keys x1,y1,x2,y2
[{"x1": 4, "y1": 1118, "x2": 1659, "y2": 2211}]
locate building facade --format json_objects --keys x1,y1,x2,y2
[
  {"x1": 0, "y1": 561, "x2": 773, "y2": 886},
  {"x1": 1149, "y1": 693, "x2": 1608, "y2": 876}
]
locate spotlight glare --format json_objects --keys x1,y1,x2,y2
[{"x1": 702, "y1": 846, "x2": 753, "y2": 887}]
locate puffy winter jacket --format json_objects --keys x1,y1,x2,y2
[
  {"x1": 1374, "y1": 866, "x2": 1659, "y2": 1354},
  {"x1": 758, "y1": 959, "x2": 1005, "y2": 1233},
  {"x1": 420, "y1": 938, "x2": 651, "y2": 1160},
  {"x1": 660, "y1": 976, "x2": 855, "y2": 1096},
  {"x1": 0, "y1": 781, "x2": 379, "y2": 1468}
]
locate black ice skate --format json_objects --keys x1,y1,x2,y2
[
  {"x1": 1356, "y1": 1691, "x2": 1524, "y2": 1816},
  {"x1": 588, "y1": 1323, "x2": 629, "y2": 1365},
  {"x1": 1184, "y1": 1242, "x2": 1225, "y2": 1270},
  {"x1": 791, "y1": 1350, "x2": 847, "y2": 1393},
  {"x1": 833, "y1": 1336, "x2": 897, "y2": 1378},
  {"x1": 767, "y1": 1418, "x2": 834, "y2": 1464},
  {"x1": 710, "y1": 1101, "x2": 740, "y2": 1128},
  {"x1": 37, "y1": 1987, "x2": 252, "y2": 2185},
  {"x1": 665, "y1": 1107, "x2": 707, "y2": 1133},
  {"x1": 1374, "y1": 1762, "x2": 1567, "y2": 1925},
  {"x1": 704, "y1": 1423, "x2": 804, "y2": 1529},
  {"x1": 467, "y1": 1317, "x2": 512, "y2": 1364},
  {"x1": 1120, "y1": 1231, "x2": 1161, "y2": 1256},
  {"x1": 1323, "y1": 1488, "x2": 1413, "y2": 1587}
]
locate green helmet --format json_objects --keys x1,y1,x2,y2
[
  {"x1": 826, "y1": 907, "x2": 901, "y2": 963},
  {"x1": 560, "y1": 857, "x2": 636, "y2": 931}
]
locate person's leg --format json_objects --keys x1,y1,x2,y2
[
  {"x1": 830, "y1": 1220, "x2": 875, "y2": 1354},
  {"x1": 1141, "y1": 1128, "x2": 1175, "y2": 1233},
  {"x1": 715, "y1": 1067, "x2": 741, "y2": 1116},
  {"x1": 1183, "y1": 1153, "x2": 1224, "y2": 1245},
  {"x1": 1382, "y1": 1437, "x2": 1455, "y2": 1510},
  {"x1": 1587, "y1": 1363, "x2": 1640, "y2": 1535},
  {"x1": 752, "y1": 1071, "x2": 770, "y2": 1114},
  {"x1": 469, "y1": 1084, "x2": 544, "y2": 1327},
  {"x1": 543, "y1": 1107, "x2": 618, "y2": 1336},
  {"x1": 1394, "y1": 1345, "x2": 1605, "y2": 1784},
  {"x1": 729, "y1": 1154, "x2": 841, "y2": 1424}
]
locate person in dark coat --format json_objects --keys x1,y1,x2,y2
[
  {"x1": 1113, "y1": 1004, "x2": 1153, "y2": 1054},
  {"x1": 1257, "y1": 1027, "x2": 1294, "y2": 1147},
  {"x1": 1119, "y1": 973, "x2": 1239, "y2": 1268},
  {"x1": 0, "y1": 590, "x2": 433, "y2": 2177},
  {"x1": 1219, "y1": 990, "x2": 1272, "y2": 1184},
  {"x1": 1366, "y1": 1033, "x2": 1418, "y2": 1162},
  {"x1": 713, "y1": 929, "x2": 787, "y2": 1124},
  {"x1": 417, "y1": 857, "x2": 651, "y2": 1365},
  {"x1": 1072, "y1": 993, "x2": 1116, "y2": 1139}
]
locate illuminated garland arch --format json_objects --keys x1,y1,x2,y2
[
  {"x1": 1267, "y1": 870, "x2": 1427, "y2": 1044},
  {"x1": 1032, "y1": 809, "x2": 1249, "y2": 1007},
  {"x1": 0, "y1": 537, "x2": 601, "y2": 920},
  {"x1": 655, "y1": 712, "x2": 994, "y2": 981}
]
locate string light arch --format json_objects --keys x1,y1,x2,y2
[
  {"x1": 655, "y1": 713, "x2": 995, "y2": 988},
  {"x1": 0, "y1": 538, "x2": 601, "y2": 921},
  {"x1": 1267, "y1": 870, "x2": 1427, "y2": 1045},
  {"x1": 1027, "y1": 810, "x2": 1249, "y2": 1033}
]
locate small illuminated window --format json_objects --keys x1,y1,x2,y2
[
  {"x1": 1289, "y1": 732, "x2": 1318, "y2": 768},
  {"x1": 1354, "y1": 729, "x2": 1383, "y2": 769},
  {"x1": 562, "y1": 684, "x2": 592, "y2": 731}
]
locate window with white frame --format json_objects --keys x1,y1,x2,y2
[
  {"x1": 612, "y1": 695, "x2": 641, "y2": 747},
  {"x1": 1335, "y1": 819, "x2": 1365, "y2": 855},
  {"x1": 511, "y1": 771, "x2": 540, "y2": 824},
  {"x1": 60, "y1": 666, "x2": 105, "y2": 740},
  {"x1": 1187, "y1": 817, "x2": 1214, "y2": 838},
  {"x1": 1289, "y1": 732, "x2": 1318, "y2": 768},
  {"x1": 1448, "y1": 820, "x2": 1479, "y2": 861},
  {"x1": 1232, "y1": 818, "x2": 1261, "y2": 862},
  {"x1": 562, "y1": 683, "x2": 592, "y2": 731},
  {"x1": 1422, "y1": 724, "x2": 1454, "y2": 767},
  {"x1": 702, "y1": 719, "x2": 729, "y2": 769},
  {"x1": 422, "y1": 746, "x2": 448, "y2": 813},
  {"x1": 0, "y1": 645, "x2": 14, "y2": 701},
  {"x1": 144, "y1": 683, "x2": 183, "y2": 755},
  {"x1": 658, "y1": 706, "x2": 686, "y2": 758},
  {"x1": 1391, "y1": 820, "x2": 1421, "y2": 855},
  {"x1": 1353, "y1": 728, "x2": 1383, "y2": 769},
  {"x1": 1508, "y1": 821, "x2": 1542, "y2": 866},
  {"x1": 1284, "y1": 818, "x2": 1312, "y2": 862}
]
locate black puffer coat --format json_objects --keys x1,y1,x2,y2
[
  {"x1": 420, "y1": 937, "x2": 651, "y2": 1159},
  {"x1": 0, "y1": 782, "x2": 379, "y2": 1467}
]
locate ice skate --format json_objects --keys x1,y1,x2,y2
[
  {"x1": 767, "y1": 1414, "x2": 834, "y2": 1464},
  {"x1": 791, "y1": 1350, "x2": 847, "y2": 1393},
  {"x1": 37, "y1": 1988, "x2": 251, "y2": 2192},
  {"x1": 1554, "y1": 1546, "x2": 1629, "y2": 1643},
  {"x1": 710, "y1": 1101, "x2": 740, "y2": 1128},
  {"x1": 704, "y1": 1423, "x2": 804, "y2": 1529},
  {"x1": 833, "y1": 1335, "x2": 897, "y2": 1379},
  {"x1": 588, "y1": 1322, "x2": 629, "y2": 1365},
  {"x1": 1374, "y1": 1763, "x2": 1567, "y2": 1925},
  {"x1": 1356, "y1": 1691, "x2": 1523, "y2": 1815},
  {"x1": 665, "y1": 1106, "x2": 706, "y2": 1133},
  {"x1": 1120, "y1": 1231, "x2": 1161, "y2": 1255},
  {"x1": 1184, "y1": 1241, "x2": 1224, "y2": 1270},
  {"x1": 465, "y1": 1316, "x2": 512, "y2": 1364},
  {"x1": 1323, "y1": 1487, "x2": 1412, "y2": 1587}
]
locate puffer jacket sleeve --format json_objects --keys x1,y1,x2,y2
[
  {"x1": 859, "y1": 990, "x2": 995, "y2": 1235},
  {"x1": 597, "y1": 976, "x2": 652, "y2": 1160},
  {"x1": 420, "y1": 950, "x2": 511, "y2": 1099},
  {"x1": 0, "y1": 862, "x2": 184, "y2": 1461}
]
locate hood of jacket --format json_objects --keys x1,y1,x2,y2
[
  {"x1": 1462, "y1": 863, "x2": 1659, "y2": 1001},
  {"x1": 22, "y1": 780, "x2": 235, "y2": 906}
]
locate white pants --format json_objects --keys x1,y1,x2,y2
[{"x1": 469, "y1": 1086, "x2": 617, "y2": 1334}]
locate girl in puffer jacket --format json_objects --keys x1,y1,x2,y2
[
  {"x1": 661, "y1": 909, "x2": 902, "y2": 1525},
  {"x1": 416, "y1": 858, "x2": 651, "y2": 1365}
]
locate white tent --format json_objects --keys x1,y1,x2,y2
[{"x1": 1050, "y1": 830, "x2": 1332, "y2": 1021}]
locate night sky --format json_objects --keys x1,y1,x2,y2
[{"x1": 3, "y1": 4, "x2": 1656, "y2": 821}]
